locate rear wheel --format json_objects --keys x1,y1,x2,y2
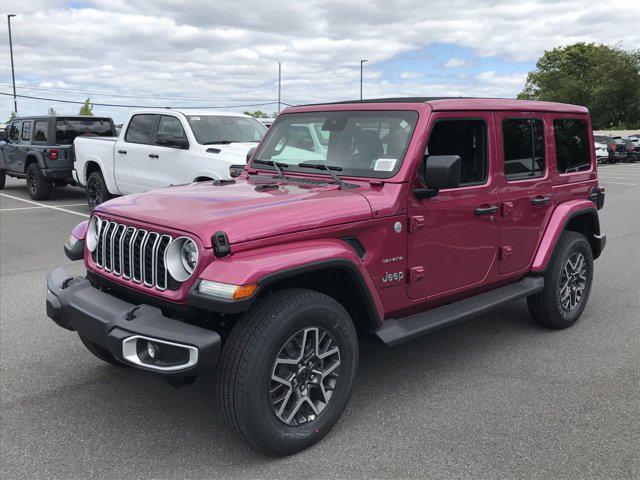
[
  {"x1": 527, "y1": 231, "x2": 593, "y2": 329},
  {"x1": 217, "y1": 288, "x2": 358, "y2": 456},
  {"x1": 79, "y1": 334, "x2": 128, "y2": 367},
  {"x1": 86, "y1": 170, "x2": 111, "y2": 210},
  {"x1": 26, "y1": 163, "x2": 52, "y2": 200}
]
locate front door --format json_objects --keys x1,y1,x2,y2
[
  {"x1": 4, "y1": 121, "x2": 21, "y2": 172},
  {"x1": 407, "y1": 111, "x2": 500, "y2": 301},
  {"x1": 496, "y1": 112, "x2": 553, "y2": 275}
]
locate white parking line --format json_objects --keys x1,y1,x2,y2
[
  {"x1": 600, "y1": 181, "x2": 639, "y2": 186},
  {"x1": 0, "y1": 193, "x2": 89, "y2": 218}
]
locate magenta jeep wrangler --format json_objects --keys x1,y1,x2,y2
[{"x1": 47, "y1": 98, "x2": 605, "y2": 456}]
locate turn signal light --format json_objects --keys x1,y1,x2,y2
[{"x1": 198, "y1": 280, "x2": 257, "y2": 300}]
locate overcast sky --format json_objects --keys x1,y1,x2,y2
[{"x1": 1, "y1": 0, "x2": 639, "y2": 123}]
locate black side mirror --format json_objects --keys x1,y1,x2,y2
[
  {"x1": 156, "y1": 133, "x2": 189, "y2": 149},
  {"x1": 246, "y1": 146, "x2": 257, "y2": 163},
  {"x1": 414, "y1": 155, "x2": 461, "y2": 199}
]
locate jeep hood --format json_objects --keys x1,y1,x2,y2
[{"x1": 96, "y1": 178, "x2": 372, "y2": 247}]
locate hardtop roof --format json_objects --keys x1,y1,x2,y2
[{"x1": 297, "y1": 97, "x2": 588, "y2": 113}]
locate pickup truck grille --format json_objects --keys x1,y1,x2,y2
[{"x1": 91, "y1": 219, "x2": 176, "y2": 290}]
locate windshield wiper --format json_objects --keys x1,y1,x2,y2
[
  {"x1": 297, "y1": 162, "x2": 348, "y2": 189},
  {"x1": 252, "y1": 159, "x2": 288, "y2": 179}
]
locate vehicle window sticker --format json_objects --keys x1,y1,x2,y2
[{"x1": 373, "y1": 158, "x2": 397, "y2": 171}]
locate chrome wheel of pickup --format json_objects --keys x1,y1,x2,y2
[
  {"x1": 559, "y1": 252, "x2": 587, "y2": 311},
  {"x1": 270, "y1": 326, "x2": 341, "y2": 426}
]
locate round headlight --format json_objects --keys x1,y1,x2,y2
[
  {"x1": 86, "y1": 216, "x2": 100, "y2": 252},
  {"x1": 166, "y1": 237, "x2": 198, "y2": 282},
  {"x1": 181, "y1": 239, "x2": 198, "y2": 274}
]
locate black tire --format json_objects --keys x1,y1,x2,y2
[
  {"x1": 86, "y1": 170, "x2": 111, "y2": 210},
  {"x1": 217, "y1": 288, "x2": 358, "y2": 456},
  {"x1": 26, "y1": 163, "x2": 52, "y2": 200},
  {"x1": 527, "y1": 231, "x2": 593, "y2": 329},
  {"x1": 79, "y1": 334, "x2": 128, "y2": 367},
  {"x1": 0, "y1": 170, "x2": 5, "y2": 189}
]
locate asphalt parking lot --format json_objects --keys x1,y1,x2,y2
[{"x1": 1, "y1": 164, "x2": 639, "y2": 480}]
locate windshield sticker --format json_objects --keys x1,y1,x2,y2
[
  {"x1": 374, "y1": 158, "x2": 397, "y2": 171},
  {"x1": 399, "y1": 120, "x2": 409, "y2": 129}
]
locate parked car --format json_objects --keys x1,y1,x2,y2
[
  {"x1": 0, "y1": 116, "x2": 116, "y2": 199},
  {"x1": 47, "y1": 98, "x2": 605, "y2": 456},
  {"x1": 73, "y1": 109, "x2": 267, "y2": 209},
  {"x1": 594, "y1": 141, "x2": 609, "y2": 164},
  {"x1": 621, "y1": 137, "x2": 640, "y2": 162}
]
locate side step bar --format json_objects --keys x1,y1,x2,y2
[{"x1": 375, "y1": 276, "x2": 544, "y2": 346}]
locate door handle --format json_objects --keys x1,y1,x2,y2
[
  {"x1": 474, "y1": 205, "x2": 498, "y2": 216},
  {"x1": 117, "y1": 150, "x2": 127, "y2": 154},
  {"x1": 149, "y1": 153, "x2": 159, "y2": 158},
  {"x1": 531, "y1": 196, "x2": 551, "y2": 206}
]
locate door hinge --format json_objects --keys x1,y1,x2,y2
[
  {"x1": 500, "y1": 246, "x2": 512, "y2": 260},
  {"x1": 409, "y1": 215, "x2": 424, "y2": 233},
  {"x1": 409, "y1": 266, "x2": 424, "y2": 284},
  {"x1": 502, "y1": 202, "x2": 514, "y2": 218}
]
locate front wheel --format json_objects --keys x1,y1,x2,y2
[
  {"x1": 86, "y1": 170, "x2": 111, "y2": 210},
  {"x1": 527, "y1": 231, "x2": 594, "y2": 329},
  {"x1": 217, "y1": 288, "x2": 358, "y2": 456}
]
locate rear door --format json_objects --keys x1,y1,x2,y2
[
  {"x1": 114, "y1": 114, "x2": 158, "y2": 193},
  {"x1": 407, "y1": 111, "x2": 500, "y2": 300},
  {"x1": 496, "y1": 112, "x2": 553, "y2": 275}
]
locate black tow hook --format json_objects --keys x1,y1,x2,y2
[{"x1": 165, "y1": 376, "x2": 197, "y2": 389}]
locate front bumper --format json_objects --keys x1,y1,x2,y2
[{"x1": 46, "y1": 267, "x2": 221, "y2": 376}]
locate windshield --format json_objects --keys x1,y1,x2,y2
[
  {"x1": 55, "y1": 118, "x2": 115, "y2": 144},
  {"x1": 186, "y1": 115, "x2": 267, "y2": 144},
  {"x1": 252, "y1": 111, "x2": 419, "y2": 178}
]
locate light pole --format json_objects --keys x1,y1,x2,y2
[
  {"x1": 360, "y1": 59, "x2": 367, "y2": 100},
  {"x1": 277, "y1": 61, "x2": 281, "y2": 113},
  {"x1": 7, "y1": 14, "x2": 17, "y2": 114}
]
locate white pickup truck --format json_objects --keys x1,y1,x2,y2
[{"x1": 73, "y1": 109, "x2": 267, "y2": 208}]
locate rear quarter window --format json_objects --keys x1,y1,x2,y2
[
  {"x1": 33, "y1": 121, "x2": 49, "y2": 142},
  {"x1": 553, "y1": 119, "x2": 591, "y2": 174}
]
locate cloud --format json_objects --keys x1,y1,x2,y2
[
  {"x1": 1, "y1": 0, "x2": 638, "y2": 121},
  {"x1": 400, "y1": 72, "x2": 424, "y2": 79},
  {"x1": 443, "y1": 58, "x2": 473, "y2": 68}
]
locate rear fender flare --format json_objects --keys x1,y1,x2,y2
[
  {"x1": 194, "y1": 239, "x2": 384, "y2": 327},
  {"x1": 25, "y1": 151, "x2": 46, "y2": 171},
  {"x1": 532, "y1": 200, "x2": 600, "y2": 273}
]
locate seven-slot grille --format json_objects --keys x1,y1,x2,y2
[{"x1": 91, "y1": 218, "x2": 175, "y2": 290}]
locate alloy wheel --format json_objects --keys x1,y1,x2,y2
[
  {"x1": 558, "y1": 252, "x2": 587, "y2": 311},
  {"x1": 269, "y1": 327, "x2": 341, "y2": 426}
]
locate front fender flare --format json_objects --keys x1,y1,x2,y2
[
  {"x1": 189, "y1": 239, "x2": 384, "y2": 325},
  {"x1": 532, "y1": 200, "x2": 600, "y2": 273}
]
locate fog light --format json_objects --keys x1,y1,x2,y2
[{"x1": 147, "y1": 342, "x2": 158, "y2": 359}]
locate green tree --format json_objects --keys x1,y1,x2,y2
[
  {"x1": 48, "y1": 107, "x2": 58, "y2": 116},
  {"x1": 6, "y1": 111, "x2": 17, "y2": 123},
  {"x1": 79, "y1": 98, "x2": 94, "y2": 116},
  {"x1": 518, "y1": 43, "x2": 640, "y2": 129},
  {"x1": 243, "y1": 110, "x2": 269, "y2": 118}
]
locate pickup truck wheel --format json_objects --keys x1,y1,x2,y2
[
  {"x1": 86, "y1": 170, "x2": 111, "y2": 210},
  {"x1": 78, "y1": 334, "x2": 128, "y2": 367},
  {"x1": 26, "y1": 163, "x2": 52, "y2": 200},
  {"x1": 527, "y1": 231, "x2": 593, "y2": 329},
  {"x1": 217, "y1": 288, "x2": 358, "y2": 456},
  {"x1": 0, "y1": 170, "x2": 5, "y2": 189}
]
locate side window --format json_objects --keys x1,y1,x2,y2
[
  {"x1": 503, "y1": 118, "x2": 545, "y2": 180},
  {"x1": 125, "y1": 114, "x2": 157, "y2": 144},
  {"x1": 426, "y1": 119, "x2": 487, "y2": 186},
  {"x1": 33, "y1": 121, "x2": 49, "y2": 142},
  {"x1": 22, "y1": 122, "x2": 32, "y2": 142},
  {"x1": 9, "y1": 122, "x2": 20, "y2": 142},
  {"x1": 156, "y1": 115, "x2": 186, "y2": 139},
  {"x1": 554, "y1": 119, "x2": 591, "y2": 173}
]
